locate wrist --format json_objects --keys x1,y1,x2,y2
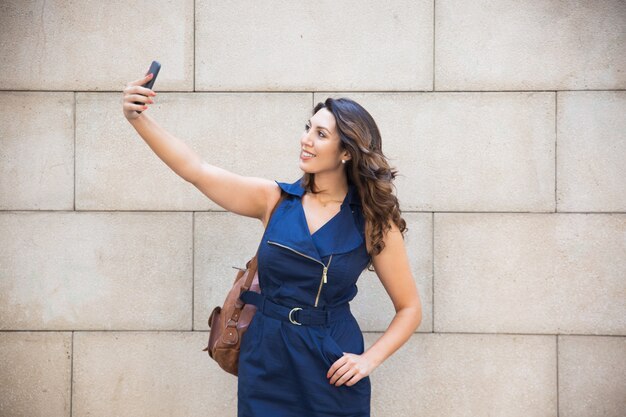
[
  {"x1": 128, "y1": 111, "x2": 147, "y2": 124},
  {"x1": 363, "y1": 348, "x2": 384, "y2": 368}
]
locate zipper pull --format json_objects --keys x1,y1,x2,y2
[{"x1": 323, "y1": 254, "x2": 332, "y2": 284}]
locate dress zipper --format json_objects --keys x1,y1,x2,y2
[{"x1": 266, "y1": 240, "x2": 333, "y2": 307}]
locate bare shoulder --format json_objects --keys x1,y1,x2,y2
[
  {"x1": 365, "y1": 217, "x2": 403, "y2": 258},
  {"x1": 261, "y1": 181, "x2": 283, "y2": 228}
]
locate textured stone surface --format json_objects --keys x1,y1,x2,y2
[
  {"x1": 72, "y1": 331, "x2": 236, "y2": 417},
  {"x1": 366, "y1": 332, "x2": 556, "y2": 417},
  {"x1": 196, "y1": 0, "x2": 433, "y2": 91},
  {"x1": 0, "y1": 332, "x2": 72, "y2": 417},
  {"x1": 0, "y1": 0, "x2": 194, "y2": 91},
  {"x1": 436, "y1": 0, "x2": 626, "y2": 90},
  {"x1": 0, "y1": 0, "x2": 624, "y2": 415},
  {"x1": 558, "y1": 335, "x2": 626, "y2": 417},
  {"x1": 0, "y1": 212, "x2": 192, "y2": 330},
  {"x1": 0, "y1": 92, "x2": 74, "y2": 210},
  {"x1": 557, "y1": 91, "x2": 626, "y2": 211},
  {"x1": 434, "y1": 213, "x2": 626, "y2": 335}
]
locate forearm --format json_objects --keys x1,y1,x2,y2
[
  {"x1": 362, "y1": 306, "x2": 421, "y2": 368},
  {"x1": 128, "y1": 112, "x2": 202, "y2": 182}
]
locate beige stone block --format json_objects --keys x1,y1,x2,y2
[
  {"x1": 0, "y1": 0, "x2": 193, "y2": 91},
  {"x1": 434, "y1": 213, "x2": 626, "y2": 335},
  {"x1": 353, "y1": 213, "x2": 431, "y2": 332},
  {"x1": 73, "y1": 331, "x2": 235, "y2": 417},
  {"x1": 314, "y1": 92, "x2": 555, "y2": 211},
  {"x1": 436, "y1": 0, "x2": 626, "y2": 90},
  {"x1": 193, "y1": 211, "x2": 265, "y2": 331},
  {"x1": 0, "y1": 331, "x2": 72, "y2": 417},
  {"x1": 0, "y1": 212, "x2": 192, "y2": 330},
  {"x1": 366, "y1": 332, "x2": 556, "y2": 417},
  {"x1": 558, "y1": 335, "x2": 626, "y2": 417},
  {"x1": 196, "y1": 0, "x2": 433, "y2": 91},
  {"x1": 76, "y1": 92, "x2": 310, "y2": 210},
  {"x1": 557, "y1": 91, "x2": 626, "y2": 212},
  {"x1": 0, "y1": 92, "x2": 74, "y2": 210}
]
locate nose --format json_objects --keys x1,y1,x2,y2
[{"x1": 301, "y1": 133, "x2": 313, "y2": 148}]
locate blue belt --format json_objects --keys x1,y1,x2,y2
[{"x1": 239, "y1": 290, "x2": 352, "y2": 326}]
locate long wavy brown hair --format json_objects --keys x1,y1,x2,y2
[{"x1": 301, "y1": 97, "x2": 407, "y2": 271}]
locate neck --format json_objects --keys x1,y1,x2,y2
[{"x1": 309, "y1": 172, "x2": 349, "y2": 202}]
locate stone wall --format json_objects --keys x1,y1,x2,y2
[{"x1": 1, "y1": 1, "x2": 624, "y2": 416}]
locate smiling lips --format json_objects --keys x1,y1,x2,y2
[{"x1": 301, "y1": 150, "x2": 316, "y2": 159}]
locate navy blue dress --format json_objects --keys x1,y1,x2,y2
[{"x1": 237, "y1": 175, "x2": 372, "y2": 417}]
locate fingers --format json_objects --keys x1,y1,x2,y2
[
  {"x1": 126, "y1": 73, "x2": 154, "y2": 88},
  {"x1": 123, "y1": 88, "x2": 156, "y2": 103},
  {"x1": 124, "y1": 91, "x2": 153, "y2": 102},
  {"x1": 124, "y1": 100, "x2": 148, "y2": 113},
  {"x1": 124, "y1": 71, "x2": 157, "y2": 97},
  {"x1": 134, "y1": 103, "x2": 148, "y2": 111},
  {"x1": 127, "y1": 86, "x2": 156, "y2": 97},
  {"x1": 330, "y1": 367, "x2": 359, "y2": 387},
  {"x1": 141, "y1": 86, "x2": 157, "y2": 96},
  {"x1": 128, "y1": 93, "x2": 154, "y2": 106},
  {"x1": 130, "y1": 71, "x2": 154, "y2": 86},
  {"x1": 137, "y1": 93, "x2": 154, "y2": 103},
  {"x1": 123, "y1": 70, "x2": 158, "y2": 114}
]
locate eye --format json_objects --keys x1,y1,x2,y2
[{"x1": 304, "y1": 123, "x2": 325, "y2": 137}]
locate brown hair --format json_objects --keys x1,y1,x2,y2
[{"x1": 301, "y1": 97, "x2": 408, "y2": 271}]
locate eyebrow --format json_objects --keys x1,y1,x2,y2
[{"x1": 308, "y1": 119, "x2": 330, "y2": 134}]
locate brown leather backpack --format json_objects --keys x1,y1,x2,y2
[{"x1": 202, "y1": 190, "x2": 285, "y2": 376}]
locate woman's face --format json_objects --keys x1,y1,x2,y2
[{"x1": 299, "y1": 108, "x2": 351, "y2": 174}]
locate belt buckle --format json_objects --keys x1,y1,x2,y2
[{"x1": 288, "y1": 307, "x2": 303, "y2": 325}]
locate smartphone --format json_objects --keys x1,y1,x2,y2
[{"x1": 134, "y1": 60, "x2": 161, "y2": 113}]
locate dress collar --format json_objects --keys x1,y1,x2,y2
[
  {"x1": 268, "y1": 175, "x2": 364, "y2": 260},
  {"x1": 275, "y1": 175, "x2": 361, "y2": 207}
]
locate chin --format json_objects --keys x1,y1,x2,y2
[{"x1": 298, "y1": 161, "x2": 313, "y2": 173}]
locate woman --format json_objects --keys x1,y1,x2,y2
[{"x1": 123, "y1": 71, "x2": 422, "y2": 416}]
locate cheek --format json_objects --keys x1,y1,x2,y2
[{"x1": 315, "y1": 144, "x2": 341, "y2": 161}]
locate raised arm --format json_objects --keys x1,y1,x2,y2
[
  {"x1": 123, "y1": 72, "x2": 278, "y2": 222},
  {"x1": 128, "y1": 111, "x2": 202, "y2": 182},
  {"x1": 186, "y1": 161, "x2": 279, "y2": 222},
  {"x1": 127, "y1": 112, "x2": 277, "y2": 221}
]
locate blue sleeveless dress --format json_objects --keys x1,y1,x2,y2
[{"x1": 237, "y1": 175, "x2": 372, "y2": 417}]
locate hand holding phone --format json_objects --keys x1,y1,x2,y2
[{"x1": 133, "y1": 60, "x2": 161, "y2": 114}]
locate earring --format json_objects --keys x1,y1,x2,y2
[{"x1": 341, "y1": 160, "x2": 346, "y2": 164}]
